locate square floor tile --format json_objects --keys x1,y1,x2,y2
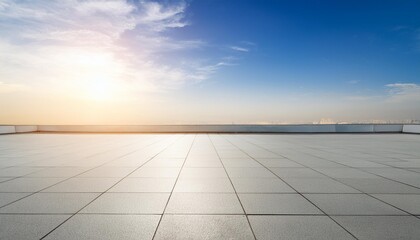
[
  {"x1": 239, "y1": 193, "x2": 322, "y2": 214},
  {"x1": 184, "y1": 160, "x2": 223, "y2": 167},
  {"x1": 0, "y1": 178, "x2": 65, "y2": 192},
  {"x1": 166, "y1": 193, "x2": 243, "y2": 214},
  {"x1": 222, "y1": 159, "x2": 261, "y2": 167},
  {"x1": 154, "y1": 215, "x2": 254, "y2": 240},
  {"x1": 104, "y1": 158, "x2": 149, "y2": 167},
  {"x1": 186, "y1": 156, "x2": 219, "y2": 162},
  {"x1": 257, "y1": 159, "x2": 303, "y2": 167},
  {"x1": 144, "y1": 159, "x2": 184, "y2": 168},
  {"x1": 292, "y1": 159, "x2": 344, "y2": 168},
  {"x1": 43, "y1": 178, "x2": 120, "y2": 192},
  {"x1": 44, "y1": 215, "x2": 160, "y2": 240},
  {"x1": 129, "y1": 167, "x2": 180, "y2": 178},
  {"x1": 372, "y1": 194, "x2": 420, "y2": 215},
  {"x1": 338, "y1": 160, "x2": 387, "y2": 168},
  {"x1": 337, "y1": 178, "x2": 420, "y2": 194},
  {"x1": 249, "y1": 216, "x2": 355, "y2": 240},
  {"x1": 81, "y1": 193, "x2": 169, "y2": 214},
  {"x1": 218, "y1": 152, "x2": 249, "y2": 159},
  {"x1": 231, "y1": 178, "x2": 295, "y2": 193},
  {"x1": 304, "y1": 194, "x2": 406, "y2": 215},
  {"x1": 78, "y1": 167, "x2": 136, "y2": 177},
  {"x1": 362, "y1": 168, "x2": 420, "y2": 178},
  {"x1": 179, "y1": 168, "x2": 228, "y2": 178},
  {"x1": 0, "y1": 193, "x2": 30, "y2": 207},
  {"x1": 333, "y1": 216, "x2": 420, "y2": 240},
  {"x1": 314, "y1": 168, "x2": 378, "y2": 179},
  {"x1": 284, "y1": 178, "x2": 360, "y2": 193},
  {"x1": 271, "y1": 168, "x2": 327, "y2": 178},
  {"x1": 25, "y1": 167, "x2": 90, "y2": 178},
  {"x1": 226, "y1": 168, "x2": 276, "y2": 178},
  {"x1": 0, "y1": 167, "x2": 43, "y2": 177},
  {"x1": 0, "y1": 193, "x2": 98, "y2": 213},
  {"x1": 174, "y1": 178, "x2": 234, "y2": 192},
  {"x1": 109, "y1": 178, "x2": 176, "y2": 192},
  {"x1": 0, "y1": 214, "x2": 69, "y2": 240}
]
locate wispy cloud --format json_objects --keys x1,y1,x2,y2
[
  {"x1": 138, "y1": 1, "x2": 188, "y2": 31},
  {"x1": 347, "y1": 80, "x2": 360, "y2": 84},
  {"x1": 0, "y1": 0, "x2": 226, "y2": 98},
  {"x1": 189, "y1": 60, "x2": 237, "y2": 82},
  {"x1": 345, "y1": 83, "x2": 420, "y2": 103},
  {"x1": 385, "y1": 83, "x2": 420, "y2": 102},
  {"x1": 230, "y1": 46, "x2": 249, "y2": 52}
]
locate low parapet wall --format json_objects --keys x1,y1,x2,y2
[
  {"x1": 0, "y1": 125, "x2": 38, "y2": 134},
  {"x1": 15, "y1": 125, "x2": 38, "y2": 133},
  {"x1": 37, "y1": 124, "x2": 406, "y2": 133},
  {"x1": 0, "y1": 126, "x2": 16, "y2": 134},
  {"x1": 1, "y1": 124, "x2": 416, "y2": 134},
  {"x1": 37, "y1": 124, "x2": 338, "y2": 133},
  {"x1": 403, "y1": 125, "x2": 420, "y2": 134},
  {"x1": 2, "y1": 124, "x2": 420, "y2": 134}
]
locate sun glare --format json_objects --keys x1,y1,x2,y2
[
  {"x1": 59, "y1": 50, "x2": 125, "y2": 101},
  {"x1": 86, "y1": 77, "x2": 114, "y2": 101}
]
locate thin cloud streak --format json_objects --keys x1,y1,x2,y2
[
  {"x1": 347, "y1": 80, "x2": 360, "y2": 84},
  {"x1": 230, "y1": 46, "x2": 249, "y2": 52},
  {"x1": 385, "y1": 83, "x2": 420, "y2": 102}
]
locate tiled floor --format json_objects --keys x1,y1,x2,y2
[{"x1": 0, "y1": 133, "x2": 420, "y2": 240}]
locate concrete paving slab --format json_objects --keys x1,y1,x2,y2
[
  {"x1": 0, "y1": 214, "x2": 69, "y2": 240},
  {"x1": 81, "y1": 193, "x2": 169, "y2": 214},
  {"x1": 0, "y1": 193, "x2": 99, "y2": 213},
  {"x1": 239, "y1": 193, "x2": 322, "y2": 214},
  {"x1": 154, "y1": 215, "x2": 254, "y2": 240},
  {"x1": 231, "y1": 178, "x2": 296, "y2": 193},
  {"x1": 0, "y1": 192, "x2": 30, "y2": 207},
  {"x1": 165, "y1": 193, "x2": 243, "y2": 214},
  {"x1": 43, "y1": 178, "x2": 120, "y2": 193},
  {"x1": 332, "y1": 216, "x2": 420, "y2": 240},
  {"x1": 304, "y1": 194, "x2": 406, "y2": 215},
  {"x1": 109, "y1": 178, "x2": 176, "y2": 193},
  {"x1": 249, "y1": 215, "x2": 356, "y2": 240},
  {"x1": 373, "y1": 194, "x2": 420, "y2": 215},
  {"x1": 44, "y1": 215, "x2": 160, "y2": 240}
]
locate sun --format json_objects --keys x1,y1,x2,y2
[
  {"x1": 85, "y1": 77, "x2": 115, "y2": 101},
  {"x1": 57, "y1": 49, "x2": 128, "y2": 101}
]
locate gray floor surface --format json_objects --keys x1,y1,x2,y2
[{"x1": 1, "y1": 133, "x2": 420, "y2": 239}]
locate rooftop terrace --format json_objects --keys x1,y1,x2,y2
[{"x1": 1, "y1": 133, "x2": 420, "y2": 239}]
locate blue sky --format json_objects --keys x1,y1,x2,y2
[
  {"x1": 181, "y1": 0, "x2": 420, "y2": 92},
  {"x1": 0, "y1": 0, "x2": 420, "y2": 124}
]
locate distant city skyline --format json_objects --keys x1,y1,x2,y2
[{"x1": 1, "y1": 0, "x2": 419, "y2": 124}]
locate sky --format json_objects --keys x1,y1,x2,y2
[{"x1": 0, "y1": 0, "x2": 420, "y2": 124}]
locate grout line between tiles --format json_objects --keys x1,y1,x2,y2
[{"x1": 151, "y1": 135, "x2": 196, "y2": 240}]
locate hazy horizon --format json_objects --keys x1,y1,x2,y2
[{"x1": 1, "y1": 0, "x2": 420, "y2": 124}]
